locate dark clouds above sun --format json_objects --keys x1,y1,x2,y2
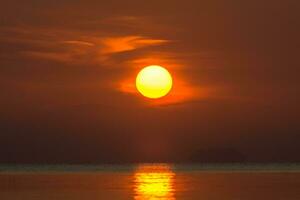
[{"x1": 0, "y1": 0, "x2": 299, "y2": 163}]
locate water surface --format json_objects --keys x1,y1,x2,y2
[{"x1": 0, "y1": 164, "x2": 299, "y2": 200}]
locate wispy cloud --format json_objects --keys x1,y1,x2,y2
[
  {"x1": 100, "y1": 36, "x2": 169, "y2": 54},
  {"x1": 1, "y1": 25, "x2": 170, "y2": 65},
  {"x1": 62, "y1": 40, "x2": 95, "y2": 47}
]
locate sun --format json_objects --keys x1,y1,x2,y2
[{"x1": 136, "y1": 65, "x2": 173, "y2": 99}]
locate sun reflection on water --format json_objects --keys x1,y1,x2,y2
[{"x1": 133, "y1": 164, "x2": 175, "y2": 200}]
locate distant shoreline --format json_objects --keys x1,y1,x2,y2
[{"x1": 0, "y1": 163, "x2": 300, "y2": 173}]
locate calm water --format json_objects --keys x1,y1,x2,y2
[{"x1": 0, "y1": 164, "x2": 300, "y2": 200}]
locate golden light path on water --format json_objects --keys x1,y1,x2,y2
[{"x1": 133, "y1": 164, "x2": 175, "y2": 200}]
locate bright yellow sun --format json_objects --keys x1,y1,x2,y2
[{"x1": 136, "y1": 65, "x2": 173, "y2": 99}]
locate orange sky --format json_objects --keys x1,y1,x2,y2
[{"x1": 0, "y1": 0, "x2": 299, "y2": 163}]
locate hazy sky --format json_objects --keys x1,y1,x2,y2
[{"x1": 0, "y1": 0, "x2": 299, "y2": 163}]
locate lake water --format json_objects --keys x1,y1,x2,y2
[{"x1": 0, "y1": 164, "x2": 300, "y2": 200}]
